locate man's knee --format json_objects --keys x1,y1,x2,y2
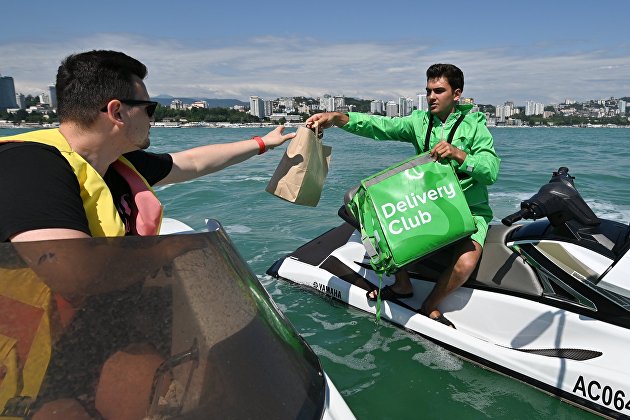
[
  {"x1": 453, "y1": 247, "x2": 482, "y2": 279},
  {"x1": 95, "y1": 343, "x2": 167, "y2": 420}
]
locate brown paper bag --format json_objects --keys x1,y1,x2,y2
[{"x1": 266, "y1": 126, "x2": 332, "y2": 206}]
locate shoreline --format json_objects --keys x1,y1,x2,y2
[
  {"x1": 1, "y1": 122, "x2": 628, "y2": 130},
  {"x1": 0, "y1": 122, "x2": 306, "y2": 129}
]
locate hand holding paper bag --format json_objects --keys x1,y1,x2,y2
[{"x1": 266, "y1": 127, "x2": 332, "y2": 207}]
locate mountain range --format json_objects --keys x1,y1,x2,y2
[{"x1": 152, "y1": 95, "x2": 248, "y2": 108}]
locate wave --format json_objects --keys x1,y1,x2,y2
[
  {"x1": 218, "y1": 175, "x2": 270, "y2": 183},
  {"x1": 224, "y1": 224, "x2": 252, "y2": 234}
]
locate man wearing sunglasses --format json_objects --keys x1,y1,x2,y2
[
  {"x1": 0, "y1": 50, "x2": 295, "y2": 419},
  {"x1": 0, "y1": 50, "x2": 295, "y2": 241}
]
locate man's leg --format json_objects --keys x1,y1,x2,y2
[
  {"x1": 420, "y1": 239, "x2": 482, "y2": 319},
  {"x1": 95, "y1": 342, "x2": 169, "y2": 420}
]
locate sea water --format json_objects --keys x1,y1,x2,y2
[
  {"x1": 5, "y1": 126, "x2": 629, "y2": 419},
  {"x1": 154, "y1": 126, "x2": 629, "y2": 420}
]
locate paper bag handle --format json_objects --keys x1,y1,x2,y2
[{"x1": 311, "y1": 125, "x2": 323, "y2": 143}]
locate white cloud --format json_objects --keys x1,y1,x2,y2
[{"x1": 1, "y1": 34, "x2": 629, "y2": 105}]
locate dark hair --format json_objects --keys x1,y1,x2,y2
[
  {"x1": 56, "y1": 50, "x2": 148, "y2": 126},
  {"x1": 426, "y1": 64, "x2": 464, "y2": 92}
]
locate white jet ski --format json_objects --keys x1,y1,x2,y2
[{"x1": 267, "y1": 167, "x2": 630, "y2": 419}]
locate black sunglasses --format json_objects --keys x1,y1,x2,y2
[{"x1": 101, "y1": 99, "x2": 158, "y2": 117}]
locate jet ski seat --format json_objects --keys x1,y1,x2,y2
[
  {"x1": 470, "y1": 224, "x2": 543, "y2": 296},
  {"x1": 406, "y1": 224, "x2": 544, "y2": 297}
]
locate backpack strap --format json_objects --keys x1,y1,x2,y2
[
  {"x1": 448, "y1": 114, "x2": 466, "y2": 144},
  {"x1": 423, "y1": 115, "x2": 434, "y2": 152},
  {"x1": 423, "y1": 113, "x2": 466, "y2": 152}
]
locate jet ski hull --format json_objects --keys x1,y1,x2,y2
[{"x1": 268, "y1": 222, "x2": 630, "y2": 419}]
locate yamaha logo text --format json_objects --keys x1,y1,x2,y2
[{"x1": 312, "y1": 282, "x2": 342, "y2": 300}]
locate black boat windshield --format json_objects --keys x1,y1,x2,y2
[{"x1": 0, "y1": 225, "x2": 325, "y2": 419}]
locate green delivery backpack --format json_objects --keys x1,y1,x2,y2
[{"x1": 348, "y1": 152, "x2": 476, "y2": 274}]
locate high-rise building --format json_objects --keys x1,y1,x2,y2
[
  {"x1": 495, "y1": 102, "x2": 516, "y2": 122},
  {"x1": 170, "y1": 99, "x2": 185, "y2": 110},
  {"x1": 398, "y1": 97, "x2": 413, "y2": 116},
  {"x1": 525, "y1": 101, "x2": 545, "y2": 116},
  {"x1": 385, "y1": 101, "x2": 398, "y2": 117},
  {"x1": 417, "y1": 94, "x2": 428, "y2": 111},
  {"x1": 278, "y1": 97, "x2": 295, "y2": 110},
  {"x1": 297, "y1": 102, "x2": 310, "y2": 114},
  {"x1": 15, "y1": 93, "x2": 25, "y2": 109},
  {"x1": 319, "y1": 95, "x2": 335, "y2": 112},
  {"x1": 0, "y1": 75, "x2": 18, "y2": 109},
  {"x1": 525, "y1": 101, "x2": 535, "y2": 116},
  {"x1": 249, "y1": 96, "x2": 264, "y2": 118},
  {"x1": 334, "y1": 96, "x2": 345, "y2": 110},
  {"x1": 264, "y1": 100, "x2": 273, "y2": 117},
  {"x1": 619, "y1": 100, "x2": 626, "y2": 114},
  {"x1": 48, "y1": 85, "x2": 57, "y2": 108},
  {"x1": 495, "y1": 104, "x2": 507, "y2": 122},
  {"x1": 191, "y1": 100, "x2": 208, "y2": 109},
  {"x1": 370, "y1": 100, "x2": 384, "y2": 114},
  {"x1": 413, "y1": 93, "x2": 429, "y2": 111}
]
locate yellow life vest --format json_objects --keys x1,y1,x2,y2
[
  {"x1": 0, "y1": 129, "x2": 163, "y2": 236},
  {"x1": 0, "y1": 268, "x2": 56, "y2": 419},
  {"x1": 0, "y1": 129, "x2": 164, "y2": 417}
]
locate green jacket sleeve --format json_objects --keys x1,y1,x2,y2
[
  {"x1": 457, "y1": 113, "x2": 500, "y2": 186},
  {"x1": 341, "y1": 112, "x2": 417, "y2": 143}
]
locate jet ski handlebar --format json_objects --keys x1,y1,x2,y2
[
  {"x1": 501, "y1": 208, "x2": 534, "y2": 226},
  {"x1": 501, "y1": 167, "x2": 599, "y2": 227}
]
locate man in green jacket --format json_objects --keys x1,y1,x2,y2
[{"x1": 305, "y1": 63, "x2": 500, "y2": 328}]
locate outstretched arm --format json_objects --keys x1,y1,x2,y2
[
  {"x1": 305, "y1": 112, "x2": 349, "y2": 130},
  {"x1": 307, "y1": 111, "x2": 417, "y2": 143},
  {"x1": 158, "y1": 125, "x2": 295, "y2": 185}
]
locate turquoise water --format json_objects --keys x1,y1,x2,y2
[{"x1": 4, "y1": 126, "x2": 629, "y2": 419}]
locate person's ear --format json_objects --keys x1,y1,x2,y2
[
  {"x1": 103, "y1": 101, "x2": 125, "y2": 125},
  {"x1": 453, "y1": 88, "x2": 462, "y2": 101}
]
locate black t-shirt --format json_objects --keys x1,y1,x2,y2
[{"x1": 0, "y1": 142, "x2": 173, "y2": 241}]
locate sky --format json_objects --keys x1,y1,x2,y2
[{"x1": 1, "y1": 0, "x2": 629, "y2": 106}]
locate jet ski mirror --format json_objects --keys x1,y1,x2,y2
[{"x1": 502, "y1": 167, "x2": 599, "y2": 228}]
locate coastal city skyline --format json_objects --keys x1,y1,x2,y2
[
  {"x1": 1, "y1": 67, "x2": 628, "y2": 110},
  {"x1": 2, "y1": 64, "x2": 629, "y2": 112},
  {"x1": 1, "y1": 1, "x2": 629, "y2": 106},
  {"x1": 2, "y1": 68, "x2": 626, "y2": 128},
  {"x1": 2, "y1": 69, "x2": 627, "y2": 119}
]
